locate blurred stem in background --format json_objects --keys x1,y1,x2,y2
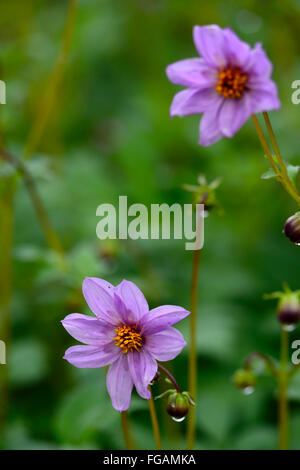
[
  {"x1": 120, "y1": 411, "x2": 135, "y2": 450},
  {"x1": 252, "y1": 114, "x2": 300, "y2": 206},
  {"x1": 0, "y1": 179, "x2": 14, "y2": 438},
  {"x1": 244, "y1": 351, "x2": 278, "y2": 378},
  {"x1": 0, "y1": 150, "x2": 66, "y2": 270},
  {"x1": 148, "y1": 388, "x2": 162, "y2": 450},
  {"x1": 23, "y1": 0, "x2": 78, "y2": 161},
  {"x1": 0, "y1": 0, "x2": 78, "y2": 440},
  {"x1": 278, "y1": 329, "x2": 289, "y2": 450},
  {"x1": 187, "y1": 246, "x2": 201, "y2": 450}
]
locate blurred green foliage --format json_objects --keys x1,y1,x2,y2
[{"x1": 1, "y1": 0, "x2": 300, "y2": 450}]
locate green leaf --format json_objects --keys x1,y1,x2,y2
[
  {"x1": 287, "y1": 163, "x2": 300, "y2": 186},
  {"x1": 261, "y1": 160, "x2": 300, "y2": 187},
  {"x1": 261, "y1": 168, "x2": 276, "y2": 180}
]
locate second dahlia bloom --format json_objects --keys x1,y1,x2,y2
[
  {"x1": 166, "y1": 25, "x2": 280, "y2": 146},
  {"x1": 62, "y1": 278, "x2": 189, "y2": 412}
]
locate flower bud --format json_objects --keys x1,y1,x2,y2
[
  {"x1": 166, "y1": 392, "x2": 189, "y2": 422},
  {"x1": 233, "y1": 369, "x2": 256, "y2": 394},
  {"x1": 284, "y1": 212, "x2": 300, "y2": 245},
  {"x1": 277, "y1": 293, "x2": 300, "y2": 331}
]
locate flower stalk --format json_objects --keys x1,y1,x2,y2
[
  {"x1": 158, "y1": 363, "x2": 181, "y2": 393},
  {"x1": 148, "y1": 388, "x2": 162, "y2": 450},
  {"x1": 120, "y1": 411, "x2": 135, "y2": 450},
  {"x1": 252, "y1": 114, "x2": 300, "y2": 206},
  {"x1": 0, "y1": 178, "x2": 14, "y2": 437},
  {"x1": 243, "y1": 351, "x2": 278, "y2": 378},
  {"x1": 187, "y1": 246, "x2": 201, "y2": 450},
  {"x1": 262, "y1": 112, "x2": 299, "y2": 201},
  {"x1": 278, "y1": 328, "x2": 289, "y2": 450}
]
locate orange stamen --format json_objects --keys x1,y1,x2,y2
[
  {"x1": 216, "y1": 67, "x2": 248, "y2": 99},
  {"x1": 113, "y1": 324, "x2": 143, "y2": 354}
]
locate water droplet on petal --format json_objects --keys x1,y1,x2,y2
[
  {"x1": 172, "y1": 416, "x2": 186, "y2": 423},
  {"x1": 242, "y1": 386, "x2": 254, "y2": 396}
]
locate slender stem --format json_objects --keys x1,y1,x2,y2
[
  {"x1": 23, "y1": 0, "x2": 78, "y2": 160},
  {"x1": 252, "y1": 115, "x2": 281, "y2": 179},
  {"x1": 187, "y1": 247, "x2": 201, "y2": 450},
  {"x1": 262, "y1": 112, "x2": 300, "y2": 204},
  {"x1": 148, "y1": 387, "x2": 162, "y2": 450},
  {"x1": 158, "y1": 364, "x2": 181, "y2": 393},
  {"x1": 0, "y1": 179, "x2": 14, "y2": 437},
  {"x1": 278, "y1": 328, "x2": 289, "y2": 450},
  {"x1": 0, "y1": 150, "x2": 66, "y2": 270},
  {"x1": 243, "y1": 351, "x2": 278, "y2": 378},
  {"x1": 252, "y1": 115, "x2": 300, "y2": 205},
  {"x1": 120, "y1": 411, "x2": 135, "y2": 450}
]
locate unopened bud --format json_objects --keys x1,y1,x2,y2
[
  {"x1": 284, "y1": 212, "x2": 300, "y2": 245},
  {"x1": 277, "y1": 293, "x2": 300, "y2": 331},
  {"x1": 233, "y1": 369, "x2": 256, "y2": 394},
  {"x1": 166, "y1": 392, "x2": 189, "y2": 422}
]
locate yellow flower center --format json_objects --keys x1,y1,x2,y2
[
  {"x1": 216, "y1": 67, "x2": 248, "y2": 99},
  {"x1": 113, "y1": 324, "x2": 143, "y2": 354}
]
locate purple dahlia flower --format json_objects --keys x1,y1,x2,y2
[
  {"x1": 166, "y1": 25, "x2": 280, "y2": 146},
  {"x1": 62, "y1": 277, "x2": 190, "y2": 412}
]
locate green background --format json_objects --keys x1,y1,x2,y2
[{"x1": 1, "y1": 0, "x2": 300, "y2": 450}]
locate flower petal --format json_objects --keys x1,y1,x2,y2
[
  {"x1": 170, "y1": 87, "x2": 220, "y2": 118},
  {"x1": 223, "y1": 28, "x2": 251, "y2": 68},
  {"x1": 61, "y1": 313, "x2": 114, "y2": 345},
  {"x1": 107, "y1": 355, "x2": 133, "y2": 412},
  {"x1": 199, "y1": 97, "x2": 224, "y2": 146},
  {"x1": 246, "y1": 43, "x2": 273, "y2": 78},
  {"x1": 141, "y1": 305, "x2": 190, "y2": 335},
  {"x1": 63, "y1": 343, "x2": 120, "y2": 368},
  {"x1": 115, "y1": 280, "x2": 148, "y2": 324},
  {"x1": 82, "y1": 277, "x2": 120, "y2": 326},
  {"x1": 166, "y1": 58, "x2": 216, "y2": 88},
  {"x1": 145, "y1": 327, "x2": 186, "y2": 361},
  {"x1": 127, "y1": 350, "x2": 157, "y2": 399},
  {"x1": 193, "y1": 25, "x2": 227, "y2": 68},
  {"x1": 87, "y1": 277, "x2": 115, "y2": 293},
  {"x1": 219, "y1": 95, "x2": 252, "y2": 138},
  {"x1": 249, "y1": 85, "x2": 281, "y2": 113},
  {"x1": 247, "y1": 78, "x2": 281, "y2": 113}
]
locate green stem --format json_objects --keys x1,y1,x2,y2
[
  {"x1": 0, "y1": 150, "x2": 66, "y2": 270},
  {"x1": 120, "y1": 411, "x2": 135, "y2": 450},
  {"x1": 0, "y1": 179, "x2": 14, "y2": 437},
  {"x1": 148, "y1": 387, "x2": 162, "y2": 450},
  {"x1": 23, "y1": 0, "x2": 78, "y2": 160},
  {"x1": 158, "y1": 364, "x2": 181, "y2": 393},
  {"x1": 252, "y1": 115, "x2": 300, "y2": 206},
  {"x1": 262, "y1": 111, "x2": 300, "y2": 205},
  {"x1": 243, "y1": 351, "x2": 278, "y2": 378},
  {"x1": 187, "y1": 247, "x2": 201, "y2": 450},
  {"x1": 278, "y1": 328, "x2": 289, "y2": 450}
]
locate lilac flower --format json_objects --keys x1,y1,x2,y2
[
  {"x1": 62, "y1": 278, "x2": 190, "y2": 412},
  {"x1": 166, "y1": 25, "x2": 280, "y2": 146}
]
